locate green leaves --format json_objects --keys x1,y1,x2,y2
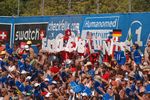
[
  {"x1": 0, "y1": 0, "x2": 149, "y2": 16},
  {"x1": 0, "y1": 0, "x2": 18, "y2": 16}
]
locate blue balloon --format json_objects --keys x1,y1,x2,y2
[
  {"x1": 145, "y1": 84, "x2": 150, "y2": 94},
  {"x1": 133, "y1": 50, "x2": 142, "y2": 64},
  {"x1": 72, "y1": 85, "x2": 83, "y2": 93},
  {"x1": 70, "y1": 81, "x2": 77, "y2": 88},
  {"x1": 83, "y1": 86, "x2": 92, "y2": 96},
  {"x1": 103, "y1": 93, "x2": 114, "y2": 100},
  {"x1": 16, "y1": 81, "x2": 25, "y2": 92},
  {"x1": 115, "y1": 51, "x2": 126, "y2": 65},
  {"x1": 70, "y1": 82, "x2": 84, "y2": 93}
]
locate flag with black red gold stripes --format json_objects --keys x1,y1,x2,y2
[{"x1": 112, "y1": 29, "x2": 122, "y2": 37}]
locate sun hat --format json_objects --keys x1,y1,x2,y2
[{"x1": 26, "y1": 41, "x2": 32, "y2": 45}]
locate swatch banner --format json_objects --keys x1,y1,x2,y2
[
  {"x1": 0, "y1": 24, "x2": 11, "y2": 43},
  {"x1": 44, "y1": 13, "x2": 150, "y2": 53},
  {"x1": 14, "y1": 23, "x2": 48, "y2": 45}
]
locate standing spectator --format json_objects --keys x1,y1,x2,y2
[
  {"x1": 26, "y1": 41, "x2": 35, "y2": 59},
  {"x1": 144, "y1": 40, "x2": 150, "y2": 65},
  {"x1": 0, "y1": 41, "x2": 5, "y2": 53}
]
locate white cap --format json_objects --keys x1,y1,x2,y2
[
  {"x1": 24, "y1": 45, "x2": 29, "y2": 51},
  {"x1": 26, "y1": 76, "x2": 31, "y2": 80},
  {"x1": 21, "y1": 70, "x2": 28, "y2": 74},
  {"x1": 44, "y1": 78, "x2": 49, "y2": 82},
  {"x1": 81, "y1": 93, "x2": 88, "y2": 96},
  {"x1": 34, "y1": 83, "x2": 40, "y2": 87},
  {"x1": 45, "y1": 92, "x2": 51, "y2": 97},
  {"x1": 52, "y1": 81, "x2": 57, "y2": 84}
]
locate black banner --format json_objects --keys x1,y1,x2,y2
[
  {"x1": 14, "y1": 23, "x2": 48, "y2": 44},
  {"x1": 0, "y1": 24, "x2": 11, "y2": 43}
]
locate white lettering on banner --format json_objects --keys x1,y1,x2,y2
[
  {"x1": 84, "y1": 19, "x2": 117, "y2": 28},
  {"x1": 77, "y1": 39, "x2": 85, "y2": 53},
  {"x1": 65, "y1": 38, "x2": 75, "y2": 52},
  {"x1": 42, "y1": 36, "x2": 126, "y2": 55},
  {"x1": 102, "y1": 41, "x2": 111, "y2": 55},
  {"x1": 81, "y1": 30, "x2": 112, "y2": 51},
  {"x1": 42, "y1": 37, "x2": 86, "y2": 53},
  {"x1": 135, "y1": 25, "x2": 142, "y2": 46},
  {"x1": 15, "y1": 29, "x2": 40, "y2": 41},
  {"x1": 47, "y1": 20, "x2": 80, "y2": 31},
  {"x1": 126, "y1": 20, "x2": 143, "y2": 46},
  {"x1": 83, "y1": 16, "x2": 119, "y2": 29},
  {"x1": 42, "y1": 38, "x2": 47, "y2": 50},
  {"x1": 56, "y1": 38, "x2": 64, "y2": 52},
  {"x1": 48, "y1": 39, "x2": 57, "y2": 52}
]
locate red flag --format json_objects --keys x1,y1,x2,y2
[{"x1": 0, "y1": 31, "x2": 8, "y2": 40}]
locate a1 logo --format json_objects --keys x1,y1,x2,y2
[{"x1": 126, "y1": 20, "x2": 143, "y2": 46}]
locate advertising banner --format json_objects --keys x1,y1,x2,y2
[
  {"x1": 14, "y1": 23, "x2": 48, "y2": 45},
  {"x1": 43, "y1": 13, "x2": 150, "y2": 53},
  {"x1": 0, "y1": 24, "x2": 11, "y2": 43},
  {"x1": 47, "y1": 16, "x2": 83, "y2": 40}
]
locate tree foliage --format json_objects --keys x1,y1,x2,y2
[{"x1": 0, "y1": 0, "x2": 149, "y2": 16}]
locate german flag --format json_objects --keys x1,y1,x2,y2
[{"x1": 112, "y1": 29, "x2": 122, "y2": 37}]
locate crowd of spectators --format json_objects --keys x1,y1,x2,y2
[{"x1": 0, "y1": 37, "x2": 150, "y2": 100}]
